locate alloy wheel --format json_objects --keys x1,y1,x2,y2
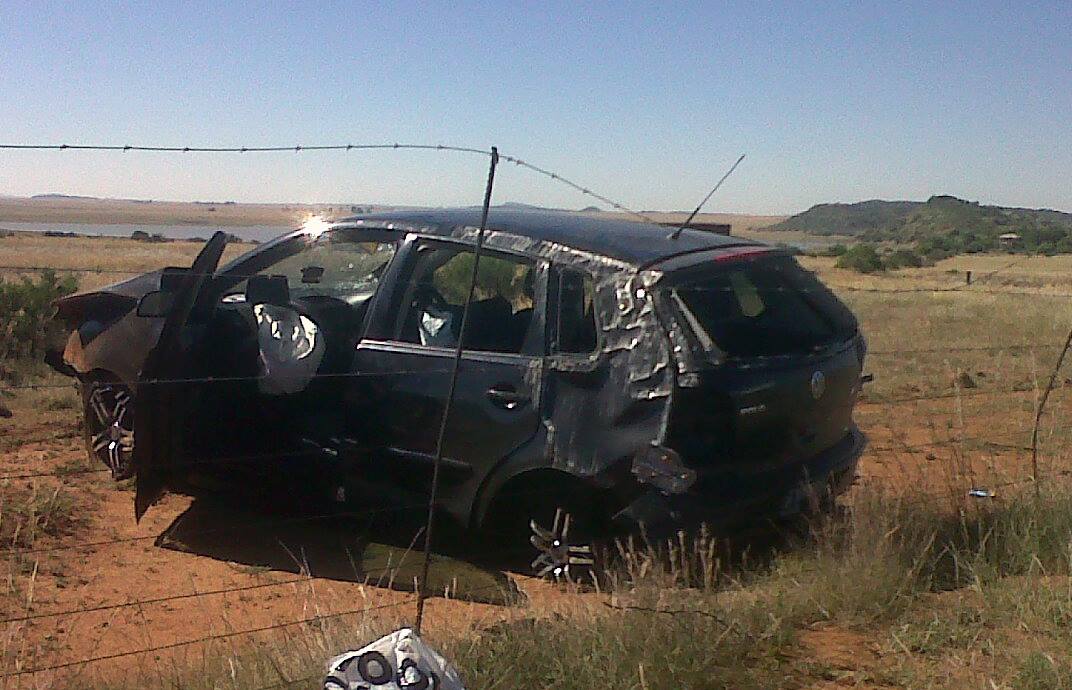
[
  {"x1": 529, "y1": 508, "x2": 595, "y2": 580},
  {"x1": 85, "y1": 383, "x2": 135, "y2": 480}
]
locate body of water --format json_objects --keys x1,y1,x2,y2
[
  {"x1": 1, "y1": 220, "x2": 843, "y2": 253},
  {"x1": 0, "y1": 221, "x2": 296, "y2": 243}
]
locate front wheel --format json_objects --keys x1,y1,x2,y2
[{"x1": 81, "y1": 378, "x2": 135, "y2": 480}]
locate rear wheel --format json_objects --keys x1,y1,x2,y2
[
  {"x1": 81, "y1": 378, "x2": 135, "y2": 480},
  {"x1": 484, "y1": 474, "x2": 606, "y2": 582},
  {"x1": 529, "y1": 506, "x2": 598, "y2": 580}
]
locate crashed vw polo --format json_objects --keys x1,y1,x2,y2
[{"x1": 49, "y1": 209, "x2": 867, "y2": 574}]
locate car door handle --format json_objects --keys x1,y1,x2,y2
[{"x1": 486, "y1": 386, "x2": 530, "y2": 410}]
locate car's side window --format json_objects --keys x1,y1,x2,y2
[
  {"x1": 551, "y1": 268, "x2": 598, "y2": 355},
  {"x1": 227, "y1": 238, "x2": 397, "y2": 306},
  {"x1": 394, "y1": 243, "x2": 537, "y2": 354}
]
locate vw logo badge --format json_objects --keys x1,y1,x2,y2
[{"x1": 810, "y1": 371, "x2": 826, "y2": 400}]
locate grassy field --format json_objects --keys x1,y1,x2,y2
[
  {"x1": 3, "y1": 234, "x2": 1072, "y2": 688},
  {"x1": 0, "y1": 196, "x2": 346, "y2": 227},
  {"x1": 0, "y1": 231, "x2": 258, "y2": 291},
  {"x1": 0, "y1": 195, "x2": 787, "y2": 235}
]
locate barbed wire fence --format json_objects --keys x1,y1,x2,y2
[{"x1": 2, "y1": 141, "x2": 1072, "y2": 686}]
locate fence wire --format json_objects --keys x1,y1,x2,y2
[{"x1": 0, "y1": 140, "x2": 657, "y2": 224}]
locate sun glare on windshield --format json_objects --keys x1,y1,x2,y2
[{"x1": 301, "y1": 214, "x2": 331, "y2": 239}]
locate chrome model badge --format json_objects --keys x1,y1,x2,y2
[{"x1": 810, "y1": 371, "x2": 826, "y2": 400}]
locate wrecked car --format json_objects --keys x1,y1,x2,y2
[{"x1": 49, "y1": 209, "x2": 867, "y2": 575}]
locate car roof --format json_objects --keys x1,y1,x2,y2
[{"x1": 339, "y1": 207, "x2": 760, "y2": 267}]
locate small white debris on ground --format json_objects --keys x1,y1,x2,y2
[{"x1": 324, "y1": 627, "x2": 466, "y2": 690}]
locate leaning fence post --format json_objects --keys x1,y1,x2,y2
[
  {"x1": 1031, "y1": 325, "x2": 1072, "y2": 498},
  {"x1": 414, "y1": 146, "x2": 499, "y2": 635}
]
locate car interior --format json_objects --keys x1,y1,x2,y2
[
  {"x1": 176, "y1": 240, "x2": 396, "y2": 462},
  {"x1": 396, "y1": 246, "x2": 538, "y2": 355},
  {"x1": 167, "y1": 237, "x2": 597, "y2": 479}
]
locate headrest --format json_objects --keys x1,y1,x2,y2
[{"x1": 246, "y1": 274, "x2": 290, "y2": 306}]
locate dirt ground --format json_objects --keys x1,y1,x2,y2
[{"x1": 0, "y1": 395, "x2": 588, "y2": 686}]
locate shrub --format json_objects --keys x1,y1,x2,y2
[
  {"x1": 883, "y1": 248, "x2": 923, "y2": 270},
  {"x1": 432, "y1": 252, "x2": 527, "y2": 304},
  {"x1": 821, "y1": 243, "x2": 849, "y2": 257},
  {"x1": 0, "y1": 270, "x2": 78, "y2": 361},
  {"x1": 835, "y1": 243, "x2": 884, "y2": 273},
  {"x1": 1053, "y1": 236, "x2": 1072, "y2": 254},
  {"x1": 963, "y1": 237, "x2": 994, "y2": 253},
  {"x1": 922, "y1": 246, "x2": 953, "y2": 263}
]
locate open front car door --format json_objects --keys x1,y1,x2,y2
[{"x1": 132, "y1": 232, "x2": 228, "y2": 520}]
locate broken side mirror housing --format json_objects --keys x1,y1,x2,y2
[{"x1": 136, "y1": 290, "x2": 176, "y2": 317}]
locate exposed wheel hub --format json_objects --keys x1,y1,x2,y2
[{"x1": 529, "y1": 508, "x2": 595, "y2": 580}]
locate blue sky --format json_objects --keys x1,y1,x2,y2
[{"x1": 0, "y1": 1, "x2": 1068, "y2": 214}]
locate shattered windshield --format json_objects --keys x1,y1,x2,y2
[{"x1": 227, "y1": 239, "x2": 397, "y2": 305}]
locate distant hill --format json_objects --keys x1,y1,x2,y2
[
  {"x1": 497, "y1": 201, "x2": 599, "y2": 213},
  {"x1": 772, "y1": 200, "x2": 918, "y2": 235},
  {"x1": 773, "y1": 195, "x2": 1072, "y2": 255},
  {"x1": 31, "y1": 193, "x2": 101, "y2": 200}
]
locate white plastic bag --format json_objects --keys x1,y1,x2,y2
[{"x1": 323, "y1": 627, "x2": 465, "y2": 690}]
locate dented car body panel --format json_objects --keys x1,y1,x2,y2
[{"x1": 50, "y1": 208, "x2": 866, "y2": 537}]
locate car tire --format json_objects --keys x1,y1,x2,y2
[{"x1": 80, "y1": 376, "x2": 135, "y2": 480}]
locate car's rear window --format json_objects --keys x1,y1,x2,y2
[{"x1": 670, "y1": 255, "x2": 857, "y2": 358}]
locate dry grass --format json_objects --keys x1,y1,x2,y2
[
  {"x1": 595, "y1": 210, "x2": 788, "y2": 235},
  {"x1": 0, "y1": 484, "x2": 77, "y2": 551},
  {"x1": 0, "y1": 196, "x2": 349, "y2": 227},
  {"x1": 0, "y1": 233, "x2": 258, "y2": 291},
  {"x1": 801, "y1": 253, "x2": 1072, "y2": 294}
]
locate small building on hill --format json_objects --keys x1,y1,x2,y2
[{"x1": 998, "y1": 233, "x2": 1022, "y2": 250}]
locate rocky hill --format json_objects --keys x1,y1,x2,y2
[{"x1": 774, "y1": 195, "x2": 1072, "y2": 255}]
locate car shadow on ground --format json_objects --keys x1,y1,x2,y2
[
  {"x1": 149, "y1": 481, "x2": 841, "y2": 607},
  {"x1": 152, "y1": 494, "x2": 523, "y2": 607}
]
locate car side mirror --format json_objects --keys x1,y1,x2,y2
[{"x1": 136, "y1": 290, "x2": 176, "y2": 317}]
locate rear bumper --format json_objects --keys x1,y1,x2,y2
[{"x1": 613, "y1": 426, "x2": 866, "y2": 537}]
